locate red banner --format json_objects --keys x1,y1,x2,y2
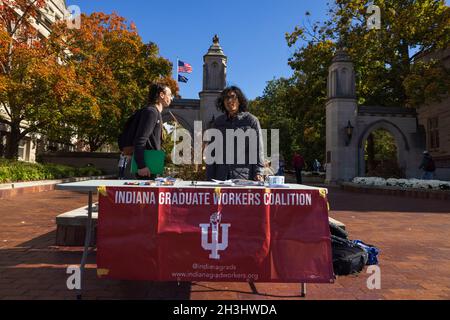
[{"x1": 97, "y1": 187, "x2": 334, "y2": 283}]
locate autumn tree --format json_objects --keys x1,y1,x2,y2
[
  {"x1": 49, "y1": 12, "x2": 177, "y2": 152},
  {"x1": 0, "y1": 0, "x2": 86, "y2": 159}
]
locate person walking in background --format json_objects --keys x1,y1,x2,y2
[
  {"x1": 292, "y1": 151, "x2": 305, "y2": 184},
  {"x1": 313, "y1": 159, "x2": 321, "y2": 174},
  {"x1": 419, "y1": 151, "x2": 436, "y2": 180}
]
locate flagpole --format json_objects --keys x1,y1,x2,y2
[
  {"x1": 176, "y1": 57, "x2": 179, "y2": 84},
  {"x1": 174, "y1": 57, "x2": 179, "y2": 159}
]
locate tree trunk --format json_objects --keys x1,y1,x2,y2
[
  {"x1": 0, "y1": 132, "x2": 5, "y2": 157},
  {"x1": 367, "y1": 133, "x2": 375, "y2": 173},
  {"x1": 88, "y1": 138, "x2": 98, "y2": 152},
  {"x1": 395, "y1": 41, "x2": 410, "y2": 106},
  {"x1": 89, "y1": 136, "x2": 106, "y2": 152},
  {"x1": 5, "y1": 124, "x2": 21, "y2": 160}
]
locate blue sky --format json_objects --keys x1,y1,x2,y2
[{"x1": 68, "y1": 0, "x2": 330, "y2": 100}]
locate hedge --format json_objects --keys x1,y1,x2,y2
[{"x1": 0, "y1": 159, "x2": 104, "y2": 183}]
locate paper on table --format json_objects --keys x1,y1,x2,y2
[
  {"x1": 232, "y1": 179, "x2": 265, "y2": 187},
  {"x1": 212, "y1": 179, "x2": 266, "y2": 187},
  {"x1": 212, "y1": 179, "x2": 236, "y2": 186}
]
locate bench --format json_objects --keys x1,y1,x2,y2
[{"x1": 56, "y1": 205, "x2": 98, "y2": 246}]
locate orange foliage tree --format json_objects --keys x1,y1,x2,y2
[
  {"x1": 0, "y1": 0, "x2": 87, "y2": 159},
  {"x1": 1, "y1": 2, "x2": 177, "y2": 158},
  {"x1": 50, "y1": 12, "x2": 177, "y2": 152}
]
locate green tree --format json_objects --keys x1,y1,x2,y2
[
  {"x1": 364, "y1": 129, "x2": 405, "y2": 178},
  {"x1": 250, "y1": 40, "x2": 334, "y2": 166},
  {"x1": 253, "y1": 0, "x2": 449, "y2": 164},
  {"x1": 287, "y1": 0, "x2": 450, "y2": 107}
]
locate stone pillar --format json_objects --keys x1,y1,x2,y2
[
  {"x1": 326, "y1": 49, "x2": 358, "y2": 183},
  {"x1": 199, "y1": 35, "x2": 227, "y2": 128}
]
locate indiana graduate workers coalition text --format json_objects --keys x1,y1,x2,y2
[{"x1": 114, "y1": 190, "x2": 313, "y2": 206}]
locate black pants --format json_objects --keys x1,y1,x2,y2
[
  {"x1": 118, "y1": 166, "x2": 126, "y2": 180},
  {"x1": 295, "y1": 168, "x2": 303, "y2": 184}
]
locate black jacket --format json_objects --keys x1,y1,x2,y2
[
  {"x1": 206, "y1": 112, "x2": 265, "y2": 181},
  {"x1": 133, "y1": 106, "x2": 163, "y2": 169},
  {"x1": 419, "y1": 154, "x2": 435, "y2": 172}
]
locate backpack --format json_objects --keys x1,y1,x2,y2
[
  {"x1": 352, "y1": 240, "x2": 380, "y2": 266},
  {"x1": 425, "y1": 159, "x2": 436, "y2": 172},
  {"x1": 118, "y1": 109, "x2": 142, "y2": 156},
  {"x1": 331, "y1": 235, "x2": 368, "y2": 276}
]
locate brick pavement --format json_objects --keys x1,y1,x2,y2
[{"x1": 0, "y1": 186, "x2": 449, "y2": 300}]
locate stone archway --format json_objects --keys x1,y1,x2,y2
[
  {"x1": 325, "y1": 49, "x2": 425, "y2": 183},
  {"x1": 357, "y1": 119, "x2": 410, "y2": 177}
]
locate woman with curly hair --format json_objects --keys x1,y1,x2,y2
[{"x1": 206, "y1": 86, "x2": 264, "y2": 182}]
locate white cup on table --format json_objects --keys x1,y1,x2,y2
[{"x1": 268, "y1": 176, "x2": 285, "y2": 187}]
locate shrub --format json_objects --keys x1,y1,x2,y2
[
  {"x1": 0, "y1": 159, "x2": 104, "y2": 183},
  {"x1": 353, "y1": 177, "x2": 450, "y2": 191}
]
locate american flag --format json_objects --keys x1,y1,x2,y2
[{"x1": 178, "y1": 60, "x2": 193, "y2": 73}]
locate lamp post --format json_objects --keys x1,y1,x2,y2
[{"x1": 345, "y1": 121, "x2": 354, "y2": 146}]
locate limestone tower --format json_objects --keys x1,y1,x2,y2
[
  {"x1": 325, "y1": 49, "x2": 358, "y2": 183},
  {"x1": 199, "y1": 35, "x2": 227, "y2": 128}
]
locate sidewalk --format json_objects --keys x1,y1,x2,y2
[{"x1": 0, "y1": 184, "x2": 449, "y2": 300}]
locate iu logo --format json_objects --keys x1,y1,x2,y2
[{"x1": 199, "y1": 212, "x2": 231, "y2": 260}]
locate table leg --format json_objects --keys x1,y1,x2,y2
[
  {"x1": 249, "y1": 281, "x2": 258, "y2": 294},
  {"x1": 300, "y1": 283, "x2": 306, "y2": 298},
  {"x1": 77, "y1": 191, "x2": 93, "y2": 300}
]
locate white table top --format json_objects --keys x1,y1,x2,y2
[{"x1": 56, "y1": 179, "x2": 328, "y2": 193}]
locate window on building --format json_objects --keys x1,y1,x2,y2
[
  {"x1": 428, "y1": 117, "x2": 440, "y2": 150},
  {"x1": 18, "y1": 140, "x2": 26, "y2": 161}
]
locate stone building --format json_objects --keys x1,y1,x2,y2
[
  {"x1": 415, "y1": 47, "x2": 450, "y2": 180},
  {"x1": 326, "y1": 49, "x2": 425, "y2": 183}
]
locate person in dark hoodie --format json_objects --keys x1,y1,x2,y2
[
  {"x1": 206, "y1": 86, "x2": 264, "y2": 182},
  {"x1": 419, "y1": 151, "x2": 436, "y2": 180},
  {"x1": 133, "y1": 83, "x2": 173, "y2": 179}
]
